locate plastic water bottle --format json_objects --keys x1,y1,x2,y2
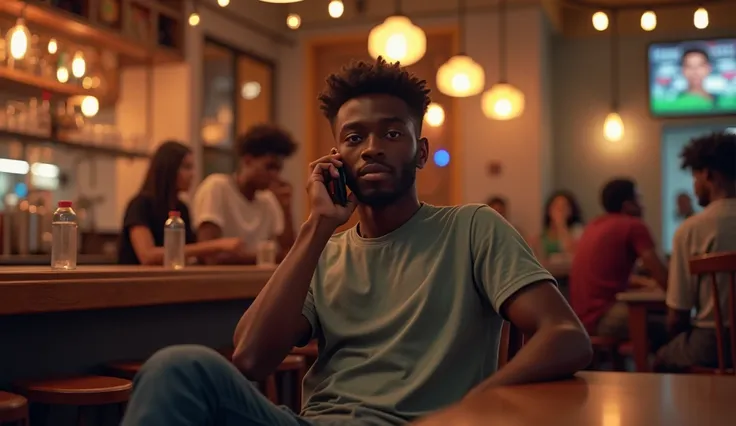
[
  {"x1": 51, "y1": 200, "x2": 78, "y2": 270},
  {"x1": 164, "y1": 210, "x2": 185, "y2": 269}
]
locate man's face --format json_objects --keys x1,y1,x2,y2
[
  {"x1": 333, "y1": 94, "x2": 428, "y2": 207},
  {"x1": 676, "y1": 193, "x2": 694, "y2": 215},
  {"x1": 692, "y1": 169, "x2": 711, "y2": 207},
  {"x1": 241, "y1": 154, "x2": 284, "y2": 190},
  {"x1": 682, "y1": 52, "x2": 711, "y2": 89}
]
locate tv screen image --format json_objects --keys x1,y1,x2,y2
[{"x1": 648, "y1": 39, "x2": 736, "y2": 117}]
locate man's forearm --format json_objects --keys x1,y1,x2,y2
[
  {"x1": 232, "y1": 215, "x2": 334, "y2": 375},
  {"x1": 278, "y1": 209, "x2": 296, "y2": 254},
  {"x1": 467, "y1": 323, "x2": 591, "y2": 395}
]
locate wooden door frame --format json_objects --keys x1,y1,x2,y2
[{"x1": 303, "y1": 26, "x2": 463, "y2": 220}]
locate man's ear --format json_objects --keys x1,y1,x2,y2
[{"x1": 416, "y1": 137, "x2": 429, "y2": 170}]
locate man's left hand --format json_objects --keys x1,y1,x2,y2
[{"x1": 271, "y1": 180, "x2": 293, "y2": 208}]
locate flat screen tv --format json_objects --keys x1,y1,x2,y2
[{"x1": 648, "y1": 39, "x2": 736, "y2": 117}]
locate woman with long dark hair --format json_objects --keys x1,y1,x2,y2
[
  {"x1": 117, "y1": 141, "x2": 241, "y2": 264},
  {"x1": 531, "y1": 190, "x2": 584, "y2": 262}
]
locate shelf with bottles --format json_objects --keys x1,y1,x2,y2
[
  {"x1": 0, "y1": 96, "x2": 149, "y2": 158},
  {"x1": 0, "y1": 0, "x2": 184, "y2": 66}
]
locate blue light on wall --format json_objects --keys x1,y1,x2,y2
[
  {"x1": 433, "y1": 149, "x2": 450, "y2": 167},
  {"x1": 14, "y1": 182, "x2": 28, "y2": 198}
]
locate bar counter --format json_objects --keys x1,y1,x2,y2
[
  {"x1": 0, "y1": 265, "x2": 271, "y2": 396},
  {"x1": 0, "y1": 265, "x2": 272, "y2": 316}
]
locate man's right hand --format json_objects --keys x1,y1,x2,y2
[{"x1": 307, "y1": 152, "x2": 358, "y2": 227}]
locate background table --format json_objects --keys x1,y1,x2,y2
[
  {"x1": 616, "y1": 290, "x2": 666, "y2": 371},
  {"x1": 462, "y1": 372, "x2": 735, "y2": 425}
]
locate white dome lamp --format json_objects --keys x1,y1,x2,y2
[
  {"x1": 368, "y1": 0, "x2": 426, "y2": 66},
  {"x1": 481, "y1": 0, "x2": 524, "y2": 120},
  {"x1": 436, "y1": 0, "x2": 485, "y2": 97}
]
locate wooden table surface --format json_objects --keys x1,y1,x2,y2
[
  {"x1": 0, "y1": 265, "x2": 273, "y2": 316},
  {"x1": 465, "y1": 372, "x2": 735, "y2": 425}
]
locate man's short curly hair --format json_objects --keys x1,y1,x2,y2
[
  {"x1": 236, "y1": 124, "x2": 297, "y2": 158},
  {"x1": 318, "y1": 56, "x2": 432, "y2": 131},
  {"x1": 680, "y1": 131, "x2": 736, "y2": 181}
]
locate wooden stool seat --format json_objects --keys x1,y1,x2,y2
[
  {"x1": 15, "y1": 376, "x2": 131, "y2": 406},
  {"x1": 0, "y1": 391, "x2": 28, "y2": 424},
  {"x1": 277, "y1": 355, "x2": 307, "y2": 371}
]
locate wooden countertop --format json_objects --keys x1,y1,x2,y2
[
  {"x1": 0, "y1": 266, "x2": 273, "y2": 316},
  {"x1": 464, "y1": 372, "x2": 735, "y2": 425}
]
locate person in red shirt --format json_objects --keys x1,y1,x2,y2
[{"x1": 570, "y1": 178, "x2": 668, "y2": 343}]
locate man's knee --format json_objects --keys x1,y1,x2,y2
[{"x1": 138, "y1": 345, "x2": 232, "y2": 382}]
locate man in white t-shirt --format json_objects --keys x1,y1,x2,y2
[
  {"x1": 656, "y1": 131, "x2": 736, "y2": 371},
  {"x1": 193, "y1": 124, "x2": 297, "y2": 264}
]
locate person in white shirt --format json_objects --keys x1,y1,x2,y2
[
  {"x1": 193, "y1": 124, "x2": 297, "y2": 264},
  {"x1": 656, "y1": 131, "x2": 736, "y2": 371}
]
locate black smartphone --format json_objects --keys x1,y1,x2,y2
[{"x1": 323, "y1": 166, "x2": 348, "y2": 206}]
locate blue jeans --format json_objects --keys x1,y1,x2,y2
[{"x1": 121, "y1": 345, "x2": 314, "y2": 426}]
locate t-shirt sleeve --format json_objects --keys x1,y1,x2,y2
[
  {"x1": 629, "y1": 219, "x2": 656, "y2": 256},
  {"x1": 297, "y1": 284, "x2": 321, "y2": 347},
  {"x1": 666, "y1": 223, "x2": 695, "y2": 311},
  {"x1": 192, "y1": 177, "x2": 226, "y2": 230},
  {"x1": 470, "y1": 206, "x2": 557, "y2": 317},
  {"x1": 123, "y1": 196, "x2": 152, "y2": 230},
  {"x1": 265, "y1": 190, "x2": 285, "y2": 237}
]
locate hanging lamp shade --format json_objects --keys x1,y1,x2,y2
[
  {"x1": 436, "y1": 55, "x2": 485, "y2": 97},
  {"x1": 603, "y1": 112, "x2": 624, "y2": 141},
  {"x1": 368, "y1": 16, "x2": 426, "y2": 66},
  {"x1": 481, "y1": 83, "x2": 525, "y2": 120}
]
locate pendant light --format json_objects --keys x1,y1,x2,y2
[
  {"x1": 436, "y1": 0, "x2": 485, "y2": 97},
  {"x1": 368, "y1": 0, "x2": 426, "y2": 66},
  {"x1": 481, "y1": 0, "x2": 525, "y2": 120},
  {"x1": 603, "y1": 10, "x2": 624, "y2": 142}
]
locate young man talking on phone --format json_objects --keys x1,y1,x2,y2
[{"x1": 122, "y1": 58, "x2": 592, "y2": 426}]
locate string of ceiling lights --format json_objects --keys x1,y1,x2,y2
[{"x1": 590, "y1": 5, "x2": 710, "y2": 32}]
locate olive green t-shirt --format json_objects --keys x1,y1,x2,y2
[{"x1": 299, "y1": 204, "x2": 555, "y2": 425}]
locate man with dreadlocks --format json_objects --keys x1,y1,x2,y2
[{"x1": 122, "y1": 57, "x2": 592, "y2": 426}]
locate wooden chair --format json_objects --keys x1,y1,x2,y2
[
  {"x1": 688, "y1": 252, "x2": 736, "y2": 375},
  {"x1": 290, "y1": 340, "x2": 319, "y2": 366},
  {"x1": 0, "y1": 391, "x2": 28, "y2": 426},
  {"x1": 14, "y1": 375, "x2": 131, "y2": 425},
  {"x1": 498, "y1": 321, "x2": 524, "y2": 368}
]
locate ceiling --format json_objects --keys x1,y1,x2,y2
[{"x1": 567, "y1": 0, "x2": 717, "y2": 8}]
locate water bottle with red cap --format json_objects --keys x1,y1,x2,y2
[
  {"x1": 51, "y1": 200, "x2": 78, "y2": 270},
  {"x1": 164, "y1": 210, "x2": 185, "y2": 269}
]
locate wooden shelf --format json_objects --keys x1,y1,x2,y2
[
  {"x1": 0, "y1": 129, "x2": 149, "y2": 158},
  {"x1": 0, "y1": 0, "x2": 183, "y2": 65},
  {"x1": 0, "y1": 67, "x2": 104, "y2": 98}
]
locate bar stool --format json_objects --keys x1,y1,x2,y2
[
  {"x1": 0, "y1": 391, "x2": 28, "y2": 426},
  {"x1": 263, "y1": 355, "x2": 307, "y2": 411},
  {"x1": 290, "y1": 340, "x2": 318, "y2": 366},
  {"x1": 14, "y1": 375, "x2": 131, "y2": 425}
]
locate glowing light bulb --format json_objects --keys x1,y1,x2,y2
[
  {"x1": 82, "y1": 76, "x2": 93, "y2": 89},
  {"x1": 286, "y1": 13, "x2": 301, "y2": 29},
  {"x1": 7, "y1": 19, "x2": 30, "y2": 60},
  {"x1": 56, "y1": 67, "x2": 69, "y2": 83},
  {"x1": 81, "y1": 96, "x2": 99, "y2": 117},
  {"x1": 328, "y1": 0, "x2": 344, "y2": 18},
  {"x1": 218, "y1": 0, "x2": 230, "y2": 6},
  {"x1": 424, "y1": 103, "x2": 445, "y2": 127},
  {"x1": 694, "y1": 7, "x2": 708, "y2": 29},
  {"x1": 188, "y1": 12, "x2": 200, "y2": 26},
  {"x1": 71, "y1": 51, "x2": 86, "y2": 78},
  {"x1": 47, "y1": 38, "x2": 58, "y2": 54},
  {"x1": 385, "y1": 34, "x2": 408, "y2": 60},
  {"x1": 640, "y1": 11, "x2": 656, "y2": 31},
  {"x1": 603, "y1": 112, "x2": 624, "y2": 142},
  {"x1": 592, "y1": 11, "x2": 609, "y2": 31}
]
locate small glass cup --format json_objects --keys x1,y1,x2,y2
[{"x1": 256, "y1": 240, "x2": 277, "y2": 267}]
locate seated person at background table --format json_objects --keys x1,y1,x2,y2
[
  {"x1": 569, "y1": 178, "x2": 669, "y2": 344},
  {"x1": 530, "y1": 191, "x2": 584, "y2": 263},
  {"x1": 121, "y1": 57, "x2": 592, "y2": 426},
  {"x1": 486, "y1": 195, "x2": 524, "y2": 235},
  {"x1": 655, "y1": 131, "x2": 736, "y2": 372},
  {"x1": 193, "y1": 125, "x2": 297, "y2": 264},
  {"x1": 117, "y1": 141, "x2": 243, "y2": 265}
]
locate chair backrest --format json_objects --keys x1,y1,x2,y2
[
  {"x1": 689, "y1": 252, "x2": 736, "y2": 375},
  {"x1": 498, "y1": 322, "x2": 524, "y2": 368}
]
